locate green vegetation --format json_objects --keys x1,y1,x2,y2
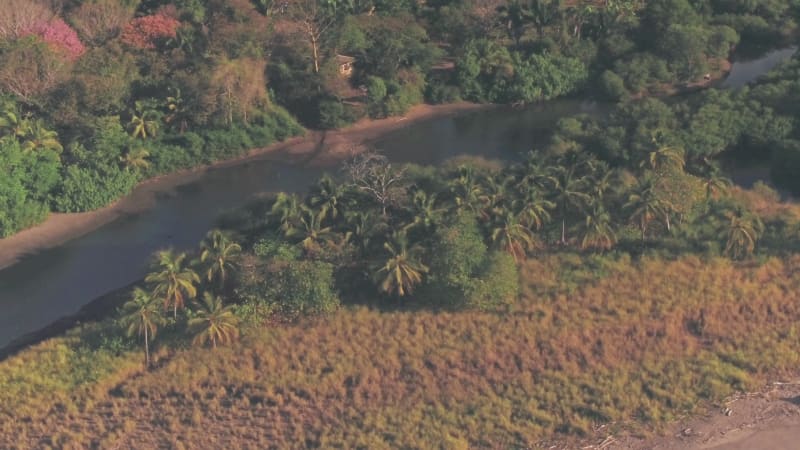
[
  {"x1": 3, "y1": 0, "x2": 800, "y2": 447},
  {"x1": 1, "y1": 0, "x2": 798, "y2": 237}
]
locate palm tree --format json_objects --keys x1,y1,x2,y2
[
  {"x1": 128, "y1": 100, "x2": 161, "y2": 139},
  {"x1": 624, "y1": 178, "x2": 670, "y2": 242},
  {"x1": 723, "y1": 210, "x2": 762, "y2": 259},
  {"x1": 344, "y1": 210, "x2": 383, "y2": 254},
  {"x1": 200, "y1": 230, "x2": 242, "y2": 290},
  {"x1": 20, "y1": 120, "x2": 62, "y2": 153},
  {"x1": 287, "y1": 206, "x2": 338, "y2": 253},
  {"x1": 269, "y1": 192, "x2": 302, "y2": 234},
  {"x1": 478, "y1": 174, "x2": 512, "y2": 220},
  {"x1": 490, "y1": 211, "x2": 537, "y2": 263},
  {"x1": 121, "y1": 287, "x2": 165, "y2": 368},
  {"x1": 145, "y1": 250, "x2": 200, "y2": 319},
  {"x1": 189, "y1": 292, "x2": 240, "y2": 348},
  {"x1": 374, "y1": 233, "x2": 429, "y2": 297},
  {"x1": 308, "y1": 174, "x2": 346, "y2": 224},
  {"x1": 703, "y1": 170, "x2": 733, "y2": 200},
  {"x1": 403, "y1": 189, "x2": 442, "y2": 234},
  {"x1": 550, "y1": 161, "x2": 592, "y2": 245},
  {"x1": 164, "y1": 87, "x2": 189, "y2": 133},
  {"x1": 514, "y1": 188, "x2": 554, "y2": 231},
  {"x1": 527, "y1": 0, "x2": 562, "y2": 38},
  {"x1": 580, "y1": 205, "x2": 617, "y2": 251},
  {"x1": 120, "y1": 146, "x2": 151, "y2": 171},
  {"x1": 643, "y1": 144, "x2": 685, "y2": 173},
  {"x1": 449, "y1": 165, "x2": 484, "y2": 214},
  {"x1": 513, "y1": 151, "x2": 557, "y2": 194}
]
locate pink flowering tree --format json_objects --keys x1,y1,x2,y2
[
  {"x1": 20, "y1": 18, "x2": 85, "y2": 61},
  {"x1": 120, "y1": 14, "x2": 181, "y2": 50}
]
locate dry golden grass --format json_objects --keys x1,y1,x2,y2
[{"x1": 2, "y1": 253, "x2": 800, "y2": 448}]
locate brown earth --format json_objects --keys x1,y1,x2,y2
[{"x1": 0, "y1": 102, "x2": 491, "y2": 271}]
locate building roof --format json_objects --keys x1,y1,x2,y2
[{"x1": 335, "y1": 54, "x2": 356, "y2": 64}]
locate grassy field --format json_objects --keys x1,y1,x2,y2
[{"x1": 2, "y1": 251, "x2": 800, "y2": 449}]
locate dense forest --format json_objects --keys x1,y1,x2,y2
[{"x1": 1, "y1": 0, "x2": 799, "y2": 236}]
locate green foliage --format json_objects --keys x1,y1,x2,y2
[
  {"x1": 55, "y1": 164, "x2": 138, "y2": 212},
  {"x1": 270, "y1": 260, "x2": 341, "y2": 317}
]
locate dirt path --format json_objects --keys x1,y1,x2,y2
[{"x1": 0, "y1": 102, "x2": 490, "y2": 271}]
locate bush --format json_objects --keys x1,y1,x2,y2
[
  {"x1": 54, "y1": 164, "x2": 138, "y2": 212},
  {"x1": 599, "y1": 70, "x2": 628, "y2": 101},
  {"x1": 466, "y1": 251, "x2": 519, "y2": 311},
  {"x1": 425, "y1": 82, "x2": 461, "y2": 104},
  {"x1": 271, "y1": 260, "x2": 340, "y2": 317},
  {"x1": 318, "y1": 98, "x2": 348, "y2": 129}
]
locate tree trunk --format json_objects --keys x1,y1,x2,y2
[
  {"x1": 665, "y1": 214, "x2": 671, "y2": 232},
  {"x1": 144, "y1": 325, "x2": 150, "y2": 368},
  {"x1": 311, "y1": 34, "x2": 320, "y2": 73},
  {"x1": 561, "y1": 219, "x2": 566, "y2": 245}
]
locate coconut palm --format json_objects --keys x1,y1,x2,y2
[
  {"x1": 128, "y1": 100, "x2": 161, "y2": 139},
  {"x1": 269, "y1": 192, "x2": 302, "y2": 234},
  {"x1": 703, "y1": 170, "x2": 733, "y2": 200},
  {"x1": 403, "y1": 189, "x2": 442, "y2": 234},
  {"x1": 189, "y1": 292, "x2": 240, "y2": 348},
  {"x1": 120, "y1": 146, "x2": 151, "y2": 171},
  {"x1": 514, "y1": 188, "x2": 554, "y2": 231},
  {"x1": 580, "y1": 205, "x2": 616, "y2": 251},
  {"x1": 723, "y1": 210, "x2": 762, "y2": 259},
  {"x1": 20, "y1": 120, "x2": 62, "y2": 153},
  {"x1": 145, "y1": 250, "x2": 200, "y2": 319},
  {"x1": 287, "y1": 206, "x2": 338, "y2": 253},
  {"x1": 624, "y1": 178, "x2": 670, "y2": 242},
  {"x1": 490, "y1": 211, "x2": 537, "y2": 263},
  {"x1": 308, "y1": 174, "x2": 346, "y2": 224},
  {"x1": 374, "y1": 233, "x2": 429, "y2": 297},
  {"x1": 549, "y1": 159, "x2": 592, "y2": 245},
  {"x1": 644, "y1": 145, "x2": 685, "y2": 172},
  {"x1": 478, "y1": 174, "x2": 513, "y2": 220},
  {"x1": 344, "y1": 210, "x2": 383, "y2": 254},
  {"x1": 200, "y1": 230, "x2": 242, "y2": 289},
  {"x1": 121, "y1": 287, "x2": 165, "y2": 368},
  {"x1": 449, "y1": 165, "x2": 484, "y2": 214},
  {"x1": 513, "y1": 151, "x2": 557, "y2": 193}
]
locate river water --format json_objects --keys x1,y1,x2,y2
[{"x1": 0, "y1": 47, "x2": 795, "y2": 349}]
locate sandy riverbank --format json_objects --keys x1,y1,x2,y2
[
  {"x1": 0, "y1": 102, "x2": 491, "y2": 271},
  {"x1": 567, "y1": 379, "x2": 800, "y2": 450}
]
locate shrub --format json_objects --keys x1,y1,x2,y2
[
  {"x1": 599, "y1": 70, "x2": 628, "y2": 101},
  {"x1": 21, "y1": 18, "x2": 85, "y2": 60},
  {"x1": 318, "y1": 98, "x2": 348, "y2": 129},
  {"x1": 271, "y1": 260, "x2": 340, "y2": 317},
  {"x1": 466, "y1": 251, "x2": 519, "y2": 311},
  {"x1": 54, "y1": 164, "x2": 137, "y2": 212}
]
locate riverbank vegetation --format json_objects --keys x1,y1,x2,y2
[
  {"x1": 2, "y1": 115, "x2": 800, "y2": 446},
  {"x1": 3, "y1": 0, "x2": 800, "y2": 447},
  {"x1": 1, "y1": 0, "x2": 798, "y2": 237}
]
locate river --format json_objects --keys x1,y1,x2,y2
[{"x1": 0, "y1": 47, "x2": 795, "y2": 349}]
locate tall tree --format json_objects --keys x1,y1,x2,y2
[
  {"x1": 189, "y1": 292, "x2": 240, "y2": 348},
  {"x1": 374, "y1": 233, "x2": 428, "y2": 297},
  {"x1": 490, "y1": 211, "x2": 537, "y2": 263},
  {"x1": 285, "y1": 0, "x2": 339, "y2": 73},
  {"x1": 200, "y1": 230, "x2": 242, "y2": 290},
  {"x1": 624, "y1": 177, "x2": 670, "y2": 242},
  {"x1": 549, "y1": 156, "x2": 593, "y2": 245},
  {"x1": 121, "y1": 287, "x2": 165, "y2": 368},
  {"x1": 145, "y1": 250, "x2": 200, "y2": 319}
]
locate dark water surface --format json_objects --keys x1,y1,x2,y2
[{"x1": 0, "y1": 49, "x2": 796, "y2": 349}]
